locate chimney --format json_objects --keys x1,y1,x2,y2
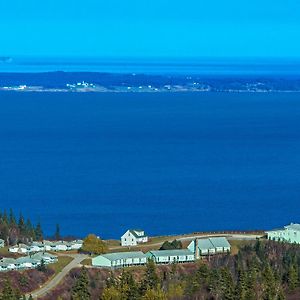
[{"x1": 194, "y1": 239, "x2": 200, "y2": 259}]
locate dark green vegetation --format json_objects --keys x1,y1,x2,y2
[
  {"x1": 41, "y1": 240, "x2": 300, "y2": 299},
  {"x1": 0, "y1": 209, "x2": 43, "y2": 245},
  {"x1": 159, "y1": 240, "x2": 183, "y2": 251}
]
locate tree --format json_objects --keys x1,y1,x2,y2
[
  {"x1": 1, "y1": 279, "x2": 16, "y2": 300},
  {"x1": 140, "y1": 259, "x2": 159, "y2": 295},
  {"x1": 142, "y1": 287, "x2": 167, "y2": 300},
  {"x1": 81, "y1": 234, "x2": 107, "y2": 254},
  {"x1": 288, "y1": 263, "x2": 298, "y2": 291},
  {"x1": 55, "y1": 223, "x2": 61, "y2": 240},
  {"x1": 101, "y1": 286, "x2": 122, "y2": 300},
  {"x1": 71, "y1": 267, "x2": 90, "y2": 300},
  {"x1": 35, "y1": 221, "x2": 43, "y2": 241}
]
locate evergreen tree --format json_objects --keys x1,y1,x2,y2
[
  {"x1": 288, "y1": 263, "x2": 298, "y2": 291},
  {"x1": 141, "y1": 259, "x2": 159, "y2": 294},
  {"x1": 35, "y1": 221, "x2": 43, "y2": 241},
  {"x1": 71, "y1": 267, "x2": 90, "y2": 300},
  {"x1": 55, "y1": 223, "x2": 61, "y2": 240}
]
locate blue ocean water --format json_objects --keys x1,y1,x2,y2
[{"x1": 0, "y1": 92, "x2": 300, "y2": 238}]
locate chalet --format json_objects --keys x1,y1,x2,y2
[
  {"x1": 0, "y1": 239, "x2": 4, "y2": 248},
  {"x1": 266, "y1": 223, "x2": 300, "y2": 244},
  {"x1": 146, "y1": 249, "x2": 195, "y2": 264},
  {"x1": 92, "y1": 251, "x2": 147, "y2": 268},
  {"x1": 31, "y1": 252, "x2": 58, "y2": 264},
  {"x1": 188, "y1": 237, "x2": 231, "y2": 258},
  {"x1": 0, "y1": 252, "x2": 57, "y2": 272},
  {"x1": 121, "y1": 229, "x2": 148, "y2": 247},
  {"x1": 9, "y1": 244, "x2": 30, "y2": 254}
]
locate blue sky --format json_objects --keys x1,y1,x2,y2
[{"x1": 1, "y1": 0, "x2": 300, "y2": 58}]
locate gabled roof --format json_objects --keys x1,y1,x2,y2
[
  {"x1": 147, "y1": 249, "x2": 194, "y2": 257},
  {"x1": 98, "y1": 251, "x2": 147, "y2": 261},
  {"x1": 285, "y1": 223, "x2": 300, "y2": 231},
  {"x1": 209, "y1": 237, "x2": 231, "y2": 248},
  {"x1": 196, "y1": 238, "x2": 215, "y2": 250},
  {"x1": 128, "y1": 230, "x2": 147, "y2": 238}
]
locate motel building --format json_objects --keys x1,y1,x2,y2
[
  {"x1": 266, "y1": 223, "x2": 300, "y2": 244},
  {"x1": 188, "y1": 237, "x2": 231, "y2": 259},
  {"x1": 92, "y1": 251, "x2": 147, "y2": 268},
  {"x1": 146, "y1": 249, "x2": 195, "y2": 264}
]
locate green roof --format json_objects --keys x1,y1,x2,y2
[
  {"x1": 147, "y1": 249, "x2": 194, "y2": 257},
  {"x1": 99, "y1": 251, "x2": 146, "y2": 261},
  {"x1": 210, "y1": 237, "x2": 231, "y2": 248}
]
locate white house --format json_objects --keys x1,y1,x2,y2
[
  {"x1": 0, "y1": 239, "x2": 4, "y2": 248},
  {"x1": 266, "y1": 223, "x2": 300, "y2": 244},
  {"x1": 92, "y1": 251, "x2": 147, "y2": 268},
  {"x1": 121, "y1": 229, "x2": 148, "y2": 247}
]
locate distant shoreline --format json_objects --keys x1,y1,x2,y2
[{"x1": 0, "y1": 71, "x2": 300, "y2": 93}]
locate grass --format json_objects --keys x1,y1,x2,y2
[
  {"x1": 49, "y1": 256, "x2": 74, "y2": 275},
  {"x1": 81, "y1": 258, "x2": 92, "y2": 266},
  {"x1": 229, "y1": 239, "x2": 256, "y2": 255},
  {"x1": 0, "y1": 246, "x2": 9, "y2": 255}
]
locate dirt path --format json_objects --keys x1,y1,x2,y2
[{"x1": 28, "y1": 254, "x2": 87, "y2": 299}]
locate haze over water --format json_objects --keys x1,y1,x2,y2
[{"x1": 0, "y1": 92, "x2": 299, "y2": 238}]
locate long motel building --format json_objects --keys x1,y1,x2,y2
[
  {"x1": 92, "y1": 251, "x2": 147, "y2": 268},
  {"x1": 146, "y1": 249, "x2": 195, "y2": 264},
  {"x1": 266, "y1": 223, "x2": 300, "y2": 244}
]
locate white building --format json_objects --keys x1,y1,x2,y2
[
  {"x1": 146, "y1": 249, "x2": 195, "y2": 264},
  {"x1": 9, "y1": 244, "x2": 30, "y2": 254},
  {"x1": 92, "y1": 251, "x2": 147, "y2": 268},
  {"x1": 266, "y1": 223, "x2": 300, "y2": 244},
  {"x1": 121, "y1": 229, "x2": 148, "y2": 247},
  {"x1": 188, "y1": 237, "x2": 231, "y2": 259}
]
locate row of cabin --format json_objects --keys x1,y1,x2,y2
[
  {"x1": 9, "y1": 240, "x2": 83, "y2": 254},
  {"x1": 266, "y1": 223, "x2": 300, "y2": 244},
  {"x1": 92, "y1": 237, "x2": 231, "y2": 268},
  {"x1": 0, "y1": 252, "x2": 57, "y2": 272}
]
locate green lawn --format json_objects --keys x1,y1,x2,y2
[
  {"x1": 49, "y1": 256, "x2": 74, "y2": 274},
  {"x1": 81, "y1": 258, "x2": 92, "y2": 266}
]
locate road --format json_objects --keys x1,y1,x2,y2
[{"x1": 29, "y1": 254, "x2": 87, "y2": 299}]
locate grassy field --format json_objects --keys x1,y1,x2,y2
[
  {"x1": 49, "y1": 256, "x2": 74, "y2": 275},
  {"x1": 81, "y1": 258, "x2": 92, "y2": 266}
]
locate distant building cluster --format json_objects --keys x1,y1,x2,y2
[
  {"x1": 8, "y1": 239, "x2": 83, "y2": 254},
  {"x1": 93, "y1": 235, "x2": 231, "y2": 269},
  {"x1": 266, "y1": 223, "x2": 300, "y2": 244},
  {"x1": 0, "y1": 252, "x2": 57, "y2": 272}
]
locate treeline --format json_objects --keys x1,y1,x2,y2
[{"x1": 0, "y1": 209, "x2": 43, "y2": 245}]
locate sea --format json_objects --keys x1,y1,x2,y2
[{"x1": 0, "y1": 91, "x2": 300, "y2": 238}]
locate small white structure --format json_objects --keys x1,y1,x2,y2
[
  {"x1": 9, "y1": 240, "x2": 83, "y2": 254},
  {"x1": 9, "y1": 244, "x2": 30, "y2": 254},
  {"x1": 121, "y1": 229, "x2": 148, "y2": 247},
  {"x1": 92, "y1": 251, "x2": 147, "y2": 268},
  {"x1": 146, "y1": 249, "x2": 195, "y2": 264},
  {"x1": 0, "y1": 239, "x2": 4, "y2": 248},
  {"x1": 0, "y1": 252, "x2": 57, "y2": 272}
]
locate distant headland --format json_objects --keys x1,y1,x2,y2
[{"x1": 0, "y1": 71, "x2": 300, "y2": 93}]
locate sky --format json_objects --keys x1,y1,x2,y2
[{"x1": 1, "y1": 0, "x2": 300, "y2": 59}]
